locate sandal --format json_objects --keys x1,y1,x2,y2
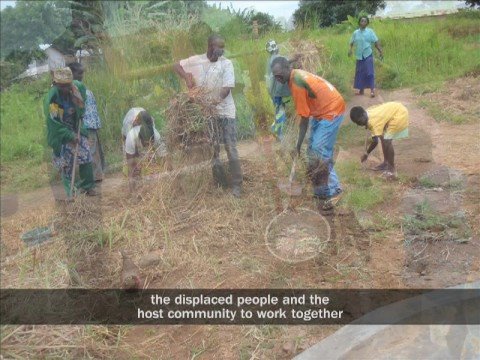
[
  {"x1": 373, "y1": 163, "x2": 388, "y2": 171},
  {"x1": 321, "y1": 191, "x2": 343, "y2": 211},
  {"x1": 382, "y1": 171, "x2": 397, "y2": 181},
  {"x1": 370, "y1": 91, "x2": 375, "y2": 98}
]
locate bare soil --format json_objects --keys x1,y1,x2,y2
[{"x1": 1, "y1": 81, "x2": 479, "y2": 358}]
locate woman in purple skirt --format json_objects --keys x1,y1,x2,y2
[{"x1": 348, "y1": 16, "x2": 383, "y2": 98}]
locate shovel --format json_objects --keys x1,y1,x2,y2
[{"x1": 277, "y1": 156, "x2": 303, "y2": 196}]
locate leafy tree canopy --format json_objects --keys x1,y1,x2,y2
[
  {"x1": 0, "y1": 0, "x2": 71, "y2": 59},
  {"x1": 464, "y1": 0, "x2": 480, "y2": 7},
  {"x1": 293, "y1": 0, "x2": 386, "y2": 28}
]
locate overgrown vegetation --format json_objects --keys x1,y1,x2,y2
[
  {"x1": 403, "y1": 201, "x2": 471, "y2": 244},
  {"x1": 1, "y1": 9, "x2": 479, "y2": 194}
]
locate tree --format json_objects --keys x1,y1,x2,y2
[
  {"x1": 464, "y1": 0, "x2": 480, "y2": 7},
  {"x1": 250, "y1": 11, "x2": 282, "y2": 34},
  {"x1": 0, "y1": 1, "x2": 71, "y2": 59},
  {"x1": 220, "y1": 7, "x2": 281, "y2": 37},
  {"x1": 293, "y1": 0, "x2": 386, "y2": 28}
]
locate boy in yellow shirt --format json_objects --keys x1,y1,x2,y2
[{"x1": 350, "y1": 102, "x2": 409, "y2": 178}]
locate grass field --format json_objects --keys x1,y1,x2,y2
[
  {"x1": 1, "y1": 10, "x2": 479, "y2": 193},
  {"x1": 1, "y1": 9, "x2": 479, "y2": 359}
]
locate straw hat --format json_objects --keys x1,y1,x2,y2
[{"x1": 53, "y1": 67, "x2": 73, "y2": 84}]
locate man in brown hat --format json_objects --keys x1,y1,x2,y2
[{"x1": 44, "y1": 67, "x2": 97, "y2": 197}]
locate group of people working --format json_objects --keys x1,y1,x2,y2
[
  {"x1": 44, "y1": 34, "x2": 243, "y2": 198},
  {"x1": 265, "y1": 16, "x2": 408, "y2": 210},
  {"x1": 44, "y1": 16, "x2": 409, "y2": 210}
]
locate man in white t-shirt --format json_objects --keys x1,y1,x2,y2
[
  {"x1": 121, "y1": 108, "x2": 169, "y2": 189},
  {"x1": 173, "y1": 34, "x2": 243, "y2": 198}
]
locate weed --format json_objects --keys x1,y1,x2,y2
[
  {"x1": 417, "y1": 99, "x2": 469, "y2": 124},
  {"x1": 335, "y1": 160, "x2": 387, "y2": 211},
  {"x1": 412, "y1": 80, "x2": 445, "y2": 95},
  {"x1": 401, "y1": 201, "x2": 470, "y2": 240},
  {"x1": 419, "y1": 177, "x2": 438, "y2": 188},
  {"x1": 362, "y1": 213, "x2": 400, "y2": 232}
]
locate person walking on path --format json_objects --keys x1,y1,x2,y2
[
  {"x1": 174, "y1": 34, "x2": 243, "y2": 198},
  {"x1": 271, "y1": 57, "x2": 345, "y2": 211},
  {"x1": 350, "y1": 102, "x2": 409, "y2": 180},
  {"x1": 44, "y1": 67, "x2": 97, "y2": 198},
  {"x1": 68, "y1": 62, "x2": 105, "y2": 182},
  {"x1": 348, "y1": 16, "x2": 383, "y2": 98}
]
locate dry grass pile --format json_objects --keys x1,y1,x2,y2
[
  {"x1": 164, "y1": 90, "x2": 218, "y2": 151},
  {"x1": 0, "y1": 155, "x2": 374, "y2": 358},
  {"x1": 286, "y1": 39, "x2": 331, "y2": 77},
  {"x1": 0, "y1": 325, "x2": 130, "y2": 359}
]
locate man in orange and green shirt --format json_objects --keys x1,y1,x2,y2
[{"x1": 271, "y1": 57, "x2": 346, "y2": 210}]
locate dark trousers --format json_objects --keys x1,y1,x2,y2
[{"x1": 211, "y1": 117, "x2": 242, "y2": 188}]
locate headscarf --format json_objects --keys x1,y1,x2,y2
[
  {"x1": 53, "y1": 67, "x2": 85, "y2": 109},
  {"x1": 137, "y1": 111, "x2": 155, "y2": 143},
  {"x1": 53, "y1": 67, "x2": 73, "y2": 84}
]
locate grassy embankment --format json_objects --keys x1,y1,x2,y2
[{"x1": 1, "y1": 11, "x2": 479, "y2": 194}]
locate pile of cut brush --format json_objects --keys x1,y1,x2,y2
[
  {"x1": 164, "y1": 89, "x2": 218, "y2": 151},
  {"x1": 287, "y1": 39, "x2": 331, "y2": 77}
]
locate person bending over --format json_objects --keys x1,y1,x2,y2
[{"x1": 350, "y1": 102, "x2": 409, "y2": 179}]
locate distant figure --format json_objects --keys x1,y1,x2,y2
[
  {"x1": 44, "y1": 67, "x2": 97, "y2": 197},
  {"x1": 271, "y1": 57, "x2": 346, "y2": 211},
  {"x1": 265, "y1": 40, "x2": 292, "y2": 140},
  {"x1": 350, "y1": 102, "x2": 409, "y2": 179},
  {"x1": 68, "y1": 62, "x2": 105, "y2": 181},
  {"x1": 174, "y1": 34, "x2": 243, "y2": 198},
  {"x1": 348, "y1": 16, "x2": 383, "y2": 98},
  {"x1": 121, "y1": 108, "x2": 169, "y2": 191}
]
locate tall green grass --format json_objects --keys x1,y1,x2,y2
[
  {"x1": 0, "y1": 76, "x2": 52, "y2": 192},
  {"x1": 306, "y1": 10, "x2": 480, "y2": 92}
]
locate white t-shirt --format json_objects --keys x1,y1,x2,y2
[
  {"x1": 122, "y1": 107, "x2": 167, "y2": 157},
  {"x1": 179, "y1": 54, "x2": 236, "y2": 119}
]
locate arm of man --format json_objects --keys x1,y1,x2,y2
[
  {"x1": 173, "y1": 62, "x2": 195, "y2": 89},
  {"x1": 296, "y1": 116, "x2": 309, "y2": 155},
  {"x1": 212, "y1": 59, "x2": 235, "y2": 105},
  {"x1": 218, "y1": 87, "x2": 233, "y2": 101}
]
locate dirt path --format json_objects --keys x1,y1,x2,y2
[{"x1": 346, "y1": 85, "x2": 479, "y2": 289}]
